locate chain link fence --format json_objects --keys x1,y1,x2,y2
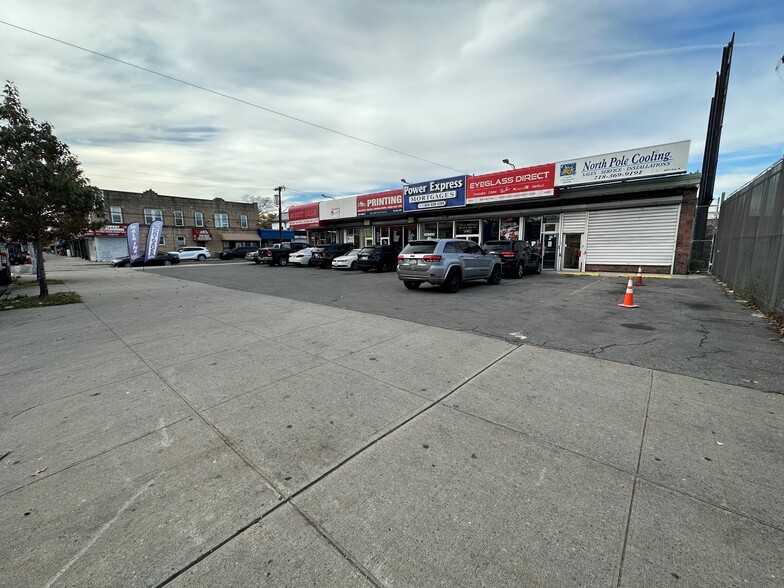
[{"x1": 712, "y1": 158, "x2": 784, "y2": 323}]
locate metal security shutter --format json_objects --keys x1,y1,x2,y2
[
  {"x1": 562, "y1": 211, "x2": 586, "y2": 233},
  {"x1": 585, "y1": 205, "x2": 680, "y2": 266},
  {"x1": 94, "y1": 237, "x2": 130, "y2": 261}
]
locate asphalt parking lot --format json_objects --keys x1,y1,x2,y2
[
  {"x1": 2, "y1": 256, "x2": 782, "y2": 587},
  {"x1": 151, "y1": 261, "x2": 784, "y2": 395}
]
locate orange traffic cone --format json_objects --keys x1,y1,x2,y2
[
  {"x1": 635, "y1": 266, "x2": 644, "y2": 286},
  {"x1": 618, "y1": 277, "x2": 639, "y2": 308}
]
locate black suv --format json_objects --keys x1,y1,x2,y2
[
  {"x1": 483, "y1": 240, "x2": 542, "y2": 278},
  {"x1": 356, "y1": 245, "x2": 401, "y2": 272},
  {"x1": 310, "y1": 243, "x2": 353, "y2": 268},
  {"x1": 219, "y1": 246, "x2": 259, "y2": 260}
]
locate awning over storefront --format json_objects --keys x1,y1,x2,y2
[
  {"x1": 259, "y1": 229, "x2": 297, "y2": 240},
  {"x1": 218, "y1": 232, "x2": 260, "y2": 242}
]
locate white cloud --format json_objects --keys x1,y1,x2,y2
[{"x1": 1, "y1": 0, "x2": 782, "y2": 204}]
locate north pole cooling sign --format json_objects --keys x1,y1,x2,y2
[
  {"x1": 403, "y1": 176, "x2": 466, "y2": 212},
  {"x1": 555, "y1": 140, "x2": 690, "y2": 187}
]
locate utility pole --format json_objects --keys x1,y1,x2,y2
[{"x1": 274, "y1": 186, "x2": 286, "y2": 244}]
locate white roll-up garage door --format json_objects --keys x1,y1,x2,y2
[
  {"x1": 585, "y1": 205, "x2": 680, "y2": 266},
  {"x1": 562, "y1": 211, "x2": 587, "y2": 233}
]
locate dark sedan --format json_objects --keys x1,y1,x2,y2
[
  {"x1": 356, "y1": 245, "x2": 401, "y2": 272},
  {"x1": 110, "y1": 252, "x2": 181, "y2": 267}
]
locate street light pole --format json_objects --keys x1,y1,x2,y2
[{"x1": 275, "y1": 186, "x2": 286, "y2": 244}]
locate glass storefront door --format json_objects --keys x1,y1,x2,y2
[
  {"x1": 542, "y1": 233, "x2": 558, "y2": 270},
  {"x1": 563, "y1": 233, "x2": 584, "y2": 271}
]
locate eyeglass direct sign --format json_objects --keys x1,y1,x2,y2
[{"x1": 403, "y1": 175, "x2": 467, "y2": 212}]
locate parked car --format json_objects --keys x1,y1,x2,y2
[
  {"x1": 310, "y1": 243, "x2": 354, "y2": 268},
  {"x1": 482, "y1": 240, "x2": 542, "y2": 278},
  {"x1": 289, "y1": 247, "x2": 315, "y2": 267},
  {"x1": 219, "y1": 246, "x2": 259, "y2": 260},
  {"x1": 397, "y1": 239, "x2": 502, "y2": 293},
  {"x1": 332, "y1": 248, "x2": 362, "y2": 270},
  {"x1": 172, "y1": 246, "x2": 211, "y2": 262},
  {"x1": 0, "y1": 244, "x2": 11, "y2": 285},
  {"x1": 357, "y1": 245, "x2": 401, "y2": 272},
  {"x1": 110, "y1": 252, "x2": 181, "y2": 267},
  {"x1": 257, "y1": 242, "x2": 309, "y2": 266}
]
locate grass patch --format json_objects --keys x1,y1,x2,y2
[
  {"x1": 1, "y1": 291, "x2": 82, "y2": 311},
  {"x1": 13, "y1": 278, "x2": 65, "y2": 289}
]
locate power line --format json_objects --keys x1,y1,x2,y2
[{"x1": 0, "y1": 20, "x2": 471, "y2": 176}]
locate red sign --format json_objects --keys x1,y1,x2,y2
[
  {"x1": 288, "y1": 202, "x2": 321, "y2": 228},
  {"x1": 467, "y1": 163, "x2": 556, "y2": 204},
  {"x1": 356, "y1": 189, "x2": 403, "y2": 216},
  {"x1": 82, "y1": 224, "x2": 127, "y2": 237},
  {"x1": 192, "y1": 228, "x2": 212, "y2": 241}
]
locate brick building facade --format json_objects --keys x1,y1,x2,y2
[{"x1": 74, "y1": 189, "x2": 260, "y2": 261}]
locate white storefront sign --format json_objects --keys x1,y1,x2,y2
[{"x1": 555, "y1": 140, "x2": 690, "y2": 187}]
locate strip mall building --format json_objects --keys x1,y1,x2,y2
[{"x1": 289, "y1": 140, "x2": 699, "y2": 274}]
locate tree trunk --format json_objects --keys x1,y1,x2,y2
[{"x1": 35, "y1": 234, "x2": 48, "y2": 298}]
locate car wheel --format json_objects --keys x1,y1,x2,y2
[
  {"x1": 197, "y1": 254, "x2": 206, "y2": 261},
  {"x1": 442, "y1": 269, "x2": 462, "y2": 293},
  {"x1": 164, "y1": 260, "x2": 172, "y2": 266},
  {"x1": 278, "y1": 257, "x2": 288, "y2": 266},
  {"x1": 350, "y1": 261, "x2": 357, "y2": 270},
  {"x1": 403, "y1": 281, "x2": 421, "y2": 290},
  {"x1": 515, "y1": 262, "x2": 525, "y2": 279},
  {"x1": 487, "y1": 265, "x2": 501, "y2": 285}
]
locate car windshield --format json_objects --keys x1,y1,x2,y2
[
  {"x1": 401, "y1": 242, "x2": 436, "y2": 254},
  {"x1": 346, "y1": 249, "x2": 362, "y2": 256}
]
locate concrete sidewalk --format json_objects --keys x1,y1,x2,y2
[{"x1": 1, "y1": 256, "x2": 782, "y2": 587}]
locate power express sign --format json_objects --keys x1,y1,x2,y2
[{"x1": 403, "y1": 175, "x2": 467, "y2": 212}]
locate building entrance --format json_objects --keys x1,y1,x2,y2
[{"x1": 542, "y1": 233, "x2": 558, "y2": 270}]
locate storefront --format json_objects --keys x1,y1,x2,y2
[{"x1": 289, "y1": 141, "x2": 697, "y2": 274}]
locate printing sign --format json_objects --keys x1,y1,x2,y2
[
  {"x1": 555, "y1": 140, "x2": 690, "y2": 187},
  {"x1": 403, "y1": 175, "x2": 466, "y2": 212},
  {"x1": 467, "y1": 163, "x2": 555, "y2": 204},
  {"x1": 356, "y1": 189, "x2": 403, "y2": 216}
]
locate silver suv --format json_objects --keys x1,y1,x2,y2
[{"x1": 397, "y1": 239, "x2": 502, "y2": 293}]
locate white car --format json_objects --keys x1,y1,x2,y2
[
  {"x1": 332, "y1": 248, "x2": 362, "y2": 270},
  {"x1": 289, "y1": 247, "x2": 315, "y2": 267},
  {"x1": 172, "y1": 246, "x2": 211, "y2": 261}
]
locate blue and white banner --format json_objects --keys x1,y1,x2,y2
[
  {"x1": 144, "y1": 220, "x2": 163, "y2": 262},
  {"x1": 126, "y1": 222, "x2": 141, "y2": 263},
  {"x1": 555, "y1": 140, "x2": 690, "y2": 187},
  {"x1": 403, "y1": 175, "x2": 467, "y2": 212}
]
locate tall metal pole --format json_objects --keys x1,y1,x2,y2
[{"x1": 275, "y1": 186, "x2": 286, "y2": 244}]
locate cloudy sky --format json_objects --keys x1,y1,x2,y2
[{"x1": 1, "y1": 1, "x2": 782, "y2": 205}]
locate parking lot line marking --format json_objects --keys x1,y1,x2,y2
[{"x1": 570, "y1": 280, "x2": 602, "y2": 296}]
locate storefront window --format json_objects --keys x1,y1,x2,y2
[
  {"x1": 525, "y1": 216, "x2": 543, "y2": 244},
  {"x1": 455, "y1": 220, "x2": 480, "y2": 243},
  {"x1": 499, "y1": 218, "x2": 520, "y2": 241}
]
